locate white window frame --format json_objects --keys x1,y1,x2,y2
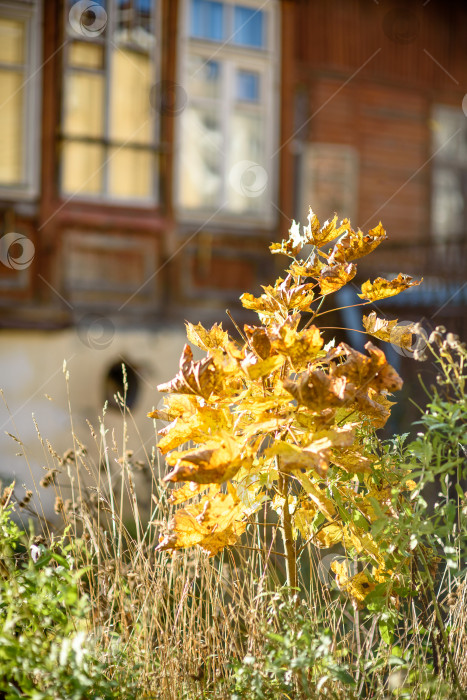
[
  {"x1": 60, "y1": 0, "x2": 161, "y2": 207},
  {"x1": 0, "y1": 0, "x2": 42, "y2": 200},
  {"x1": 175, "y1": 0, "x2": 280, "y2": 228}
]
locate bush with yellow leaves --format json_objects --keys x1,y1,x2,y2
[{"x1": 149, "y1": 208, "x2": 422, "y2": 608}]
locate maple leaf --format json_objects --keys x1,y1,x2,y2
[
  {"x1": 305, "y1": 210, "x2": 351, "y2": 248},
  {"x1": 329, "y1": 222, "x2": 387, "y2": 263},
  {"x1": 288, "y1": 250, "x2": 325, "y2": 279},
  {"x1": 331, "y1": 448, "x2": 374, "y2": 474},
  {"x1": 363, "y1": 311, "x2": 414, "y2": 350},
  {"x1": 283, "y1": 369, "x2": 354, "y2": 412},
  {"x1": 241, "y1": 353, "x2": 284, "y2": 380},
  {"x1": 168, "y1": 482, "x2": 210, "y2": 505},
  {"x1": 164, "y1": 434, "x2": 251, "y2": 484},
  {"x1": 156, "y1": 485, "x2": 246, "y2": 556},
  {"x1": 358, "y1": 273, "x2": 422, "y2": 302},
  {"x1": 244, "y1": 325, "x2": 273, "y2": 359},
  {"x1": 147, "y1": 394, "x2": 199, "y2": 421},
  {"x1": 157, "y1": 344, "x2": 224, "y2": 400},
  {"x1": 241, "y1": 276, "x2": 315, "y2": 317},
  {"x1": 293, "y1": 504, "x2": 318, "y2": 539},
  {"x1": 269, "y1": 323, "x2": 324, "y2": 370},
  {"x1": 186, "y1": 322, "x2": 230, "y2": 351},
  {"x1": 265, "y1": 439, "x2": 331, "y2": 477},
  {"x1": 331, "y1": 560, "x2": 376, "y2": 609},
  {"x1": 318, "y1": 262, "x2": 357, "y2": 296},
  {"x1": 157, "y1": 405, "x2": 231, "y2": 454},
  {"x1": 354, "y1": 388, "x2": 395, "y2": 429},
  {"x1": 333, "y1": 342, "x2": 403, "y2": 394},
  {"x1": 270, "y1": 220, "x2": 306, "y2": 257},
  {"x1": 297, "y1": 474, "x2": 336, "y2": 520},
  {"x1": 313, "y1": 523, "x2": 344, "y2": 548}
]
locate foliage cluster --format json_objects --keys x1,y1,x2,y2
[{"x1": 149, "y1": 209, "x2": 422, "y2": 608}]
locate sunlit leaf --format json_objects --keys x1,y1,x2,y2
[
  {"x1": 331, "y1": 448, "x2": 374, "y2": 474},
  {"x1": 283, "y1": 369, "x2": 353, "y2": 412},
  {"x1": 270, "y1": 323, "x2": 324, "y2": 370},
  {"x1": 293, "y1": 504, "x2": 318, "y2": 539},
  {"x1": 168, "y1": 482, "x2": 211, "y2": 505},
  {"x1": 358, "y1": 274, "x2": 422, "y2": 302},
  {"x1": 329, "y1": 222, "x2": 387, "y2": 264},
  {"x1": 242, "y1": 354, "x2": 284, "y2": 380},
  {"x1": 362, "y1": 311, "x2": 415, "y2": 350},
  {"x1": 157, "y1": 344, "x2": 224, "y2": 400},
  {"x1": 186, "y1": 322, "x2": 229, "y2": 351},
  {"x1": 318, "y1": 262, "x2": 357, "y2": 296},
  {"x1": 313, "y1": 523, "x2": 344, "y2": 548},
  {"x1": 333, "y1": 342, "x2": 403, "y2": 394},
  {"x1": 288, "y1": 251, "x2": 325, "y2": 278},
  {"x1": 244, "y1": 325, "x2": 272, "y2": 359},
  {"x1": 164, "y1": 434, "x2": 251, "y2": 484},
  {"x1": 265, "y1": 439, "x2": 331, "y2": 477},
  {"x1": 306, "y1": 211, "x2": 351, "y2": 248},
  {"x1": 156, "y1": 485, "x2": 246, "y2": 556},
  {"x1": 331, "y1": 559, "x2": 376, "y2": 609}
]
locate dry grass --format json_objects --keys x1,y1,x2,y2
[{"x1": 2, "y1": 369, "x2": 467, "y2": 700}]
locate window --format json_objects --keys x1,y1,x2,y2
[
  {"x1": 0, "y1": 1, "x2": 41, "y2": 198},
  {"x1": 431, "y1": 105, "x2": 467, "y2": 241},
  {"x1": 62, "y1": 0, "x2": 159, "y2": 203},
  {"x1": 177, "y1": 0, "x2": 278, "y2": 222}
]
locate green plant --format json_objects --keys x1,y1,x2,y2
[
  {"x1": 0, "y1": 501, "x2": 137, "y2": 699},
  {"x1": 230, "y1": 589, "x2": 356, "y2": 699}
]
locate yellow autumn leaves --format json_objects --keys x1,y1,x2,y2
[{"x1": 149, "y1": 207, "x2": 421, "y2": 609}]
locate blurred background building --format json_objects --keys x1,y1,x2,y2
[{"x1": 0, "y1": 0, "x2": 466, "y2": 499}]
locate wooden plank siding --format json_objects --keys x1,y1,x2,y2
[{"x1": 0, "y1": 0, "x2": 465, "y2": 329}]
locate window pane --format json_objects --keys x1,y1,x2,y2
[
  {"x1": 233, "y1": 6, "x2": 264, "y2": 48},
  {"x1": 62, "y1": 142, "x2": 104, "y2": 194},
  {"x1": 69, "y1": 41, "x2": 104, "y2": 69},
  {"x1": 116, "y1": 0, "x2": 154, "y2": 49},
  {"x1": 432, "y1": 168, "x2": 464, "y2": 239},
  {"x1": 0, "y1": 70, "x2": 23, "y2": 184},
  {"x1": 228, "y1": 112, "x2": 266, "y2": 212},
  {"x1": 188, "y1": 55, "x2": 221, "y2": 98},
  {"x1": 236, "y1": 70, "x2": 259, "y2": 102},
  {"x1": 0, "y1": 18, "x2": 24, "y2": 64},
  {"x1": 64, "y1": 72, "x2": 105, "y2": 137},
  {"x1": 190, "y1": 0, "x2": 224, "y2": 41},
  {"x1": 110, "y1": 49, "x2": 152, "y2": 144},
  {"x1": 180, "y1": 106, "x2": 222, "y2": 208},
  {"x1": 432, "y1": 106, "x2": 467, "y2": 163},
  {"x1": 108, "y1": 147, "x2": 153, "y2": 198}
]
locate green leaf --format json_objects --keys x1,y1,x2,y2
[{"x1": 379, "y1": 615, "x2": 395, "y2": 645}]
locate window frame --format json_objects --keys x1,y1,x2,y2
[
  {"x1": 175, "y1": 0, "x2": 280, "y2": 228},
  {"x1": 0, "y1": 0, "x2": 42, "y2": 201},
  {"x1": 59, "y1": 0, "x2": 161, "y2": 207},
  {"x1": 431, "y1": 104, "x2": 467, "y2": 243}
]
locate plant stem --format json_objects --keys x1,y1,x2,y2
[
  {"x1": 418, "y1": 547, "x2": 466, "y2": 697},
  {"x1": 278, "y1": 469, "x2": 297, "y2": 592}
]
